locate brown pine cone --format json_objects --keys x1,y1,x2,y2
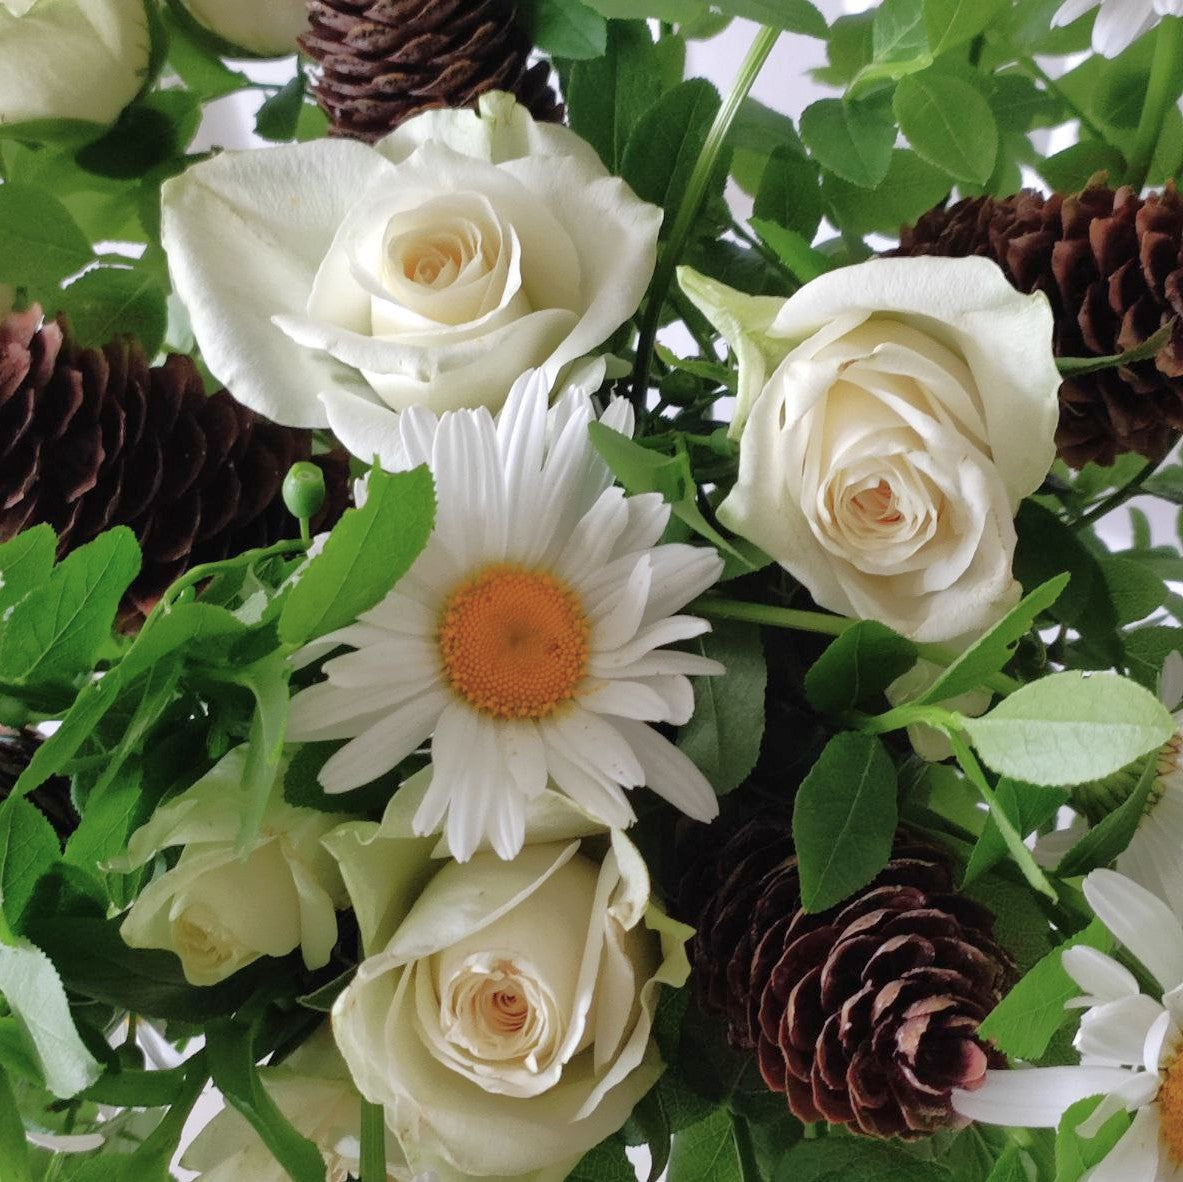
[
  {"x1": 687, "y1": 818, "x2": 1014, "y2": 1138},
  {"x1": 0, "y1": 727, "x2": 76, "y2": 840},
  {"x1": 894, "y1": 183, "x2": 1183, "y2": 468},
  {"x1": 300, "y1": 0, "x2": 565, "y2": 143},
  {"x1": 0, "y1": 307, "x2": 351, "y2": 623}
]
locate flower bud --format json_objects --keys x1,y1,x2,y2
[
  {"x1": 283, "y1": 461, "x2": 327, "y2": 523},
  {"x1": 0, "y1": 0, "x2": 150, "y2": 127},
  {"x1": 177, "y1": 0, "x2": 308, "y2": 56}
]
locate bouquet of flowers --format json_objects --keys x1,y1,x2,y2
[{"x1": 4, "y1": 0, "x2": 1183, "y2": 1179}]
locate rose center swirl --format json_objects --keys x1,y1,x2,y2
[
  {"x1": 1161, "y1": 1048, "x2": 1183, "y2": 1163},
  {"x1": 437, "y1": 563, "x2": 590, "y2": 720}
]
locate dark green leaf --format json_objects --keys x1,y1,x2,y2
[
  {"x1": 75, "y1": 91, "x2": 202, "y2": 180},
  {"x1": 1058, "y1": 319, "x2": 1176, "y2": 377},
  {"x1": 916, "y1": 574, "x2": 1070, "y2": 705},
  {"x1": 621, "y1": 79, "x2": 724, "y2": 222},
  {"x1": 805, "y1": 620, "x2": 918, "y2": 715},
  {"x1": 923, "y1": 0, "x2": 1009, "y2": 54},
  {"x1": 279, "y1": 465, "x2": 436, "y2": 646},
  {"x1": 753, "y1": 146, "x2": 822, "y2": 240},
  {"x1": 1039, "y1": 141, "x2": 1127, "y2": 191},
  {"x1": 0, "y1": 183, "x2": 93, "y2": 291},
  {"x1": 519, "y1": 0, "x2": 608, "y2": 59},
  {"x1": 58, "y1": 265, "x2": 168, "y2": 363},
  {"x1": 206, "y1": 1019, "x2": 329, "y2": 1182},
  {"x1": 569, "y1": 22, "x2": 668, "y2": 172},
  {"x1": 1056, "y1": 755, "x2": 1158, "y2": 878},
  {"x1": 668, "y1": 1108, "x2": 741, "y2": 1182},
  {"x1": 978, "y1": 919, "x2": 1112, "y2": 1060},
  {"x1": 0, "y1": 800, "x2": 59, "y2": 931},
  {"x1": 776, "y1": 1137, "x2": 952, "y2": 1181},
  {"x1": 793, "y1": 732, "x2": 897, "y2": 912},
  {"x1": 822, "y1": 148, "x2": 951, "y2": 236},
  {"x1": 0, "y1": 1065, "x2": 31, "y2": 1182},
  {"x1": 713, "y1": 0, "x2": 827, "y2": 36},
  {"x1": 1099, "y1": 556, "x2": 1166, "y2": 627},
  {"x1": 255, "y1": 73, "x2": 307, "y2": 142},
  {"x1": 894, "y1": 72, "x2": 999, "y2": 185},
  {"x1": 0, "y1": 527, "x2": 140, "y2": 686},
  {"x1": 567, "y1": 1138, "x2": 637, "y2": 1182},
  {"x1": 1124, "y1": 625, "x2": 1183, "y2": 691},
  {"x1": 799, "y1": 96, "x2": 895, "y2": 188},
  {"x1": 677, "y1": 622, "x2": 765, "y2": 795}
]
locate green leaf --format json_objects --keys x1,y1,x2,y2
[
  {"x1": 916, "y1": 574, "x2": 1070, "y2": 706},
  {"x1": 963, "y1": 671, "x2": 1176, "y2": 788},
  {"x1": 1056, "y1": 755, "x2": 1159, "y2": 878},
  {"x1": 978, "y1": 919, "x2": 1112, "y2": 1060},
  {"x1": 75, "y1": 91, "x2": 202, "y2": 180},
  {"x1": 984, "y1": 1144, "x2": 1035, "y2": 1182},
  {"x1": 255, "y1": 72, "x2": 307, "y2": 142},
  {"x1": 799, "y1": 96, "x2": 895, "y2": 187},
  {"x1": 1058, "y1": 318, "x2": 1175, "y2": 377},
  {"x1": 161, "y1": 7, "x2": 251, "y2": 100},
  {"x1": 519, "y1": 0, "x2": 608, "y2": 59},
  {"x1": 965, "y1": 777, "x2": 1069, "y2": 885},
  {"x1": 1039, "y1": 140, "x2": 1127, "y2": 192},
  {"x1": 0, "y1": 527, "x2": 140, "y2": 686},
  {"x1": 206, "y1": 1019, "x2": 325, "y2": 1182},
  {"x1": 776, "y1": 1137, "x2": 952, "y2": 1181},
  {"x1": 0, "y1": 182, "x2": 93, "y2": 292},
  {"x1": 622, "y1": 79, "x2": 723, "y2": 222},
  {"x1": 749, "y1": 220, "x2": 834, "y2": 283},
  {"x1": 0, "y1": 937, "x2": 101, "y2": 1098},
  {"x1": 0, "y1": 800, "x2": 59, "y2": 931},
  {"x1": 58, "y1": 265, "x2": 168, "y2": 358},
  {"x1": 804, "y1": 620, "x2": 918, "y2": 715},
  {"x1": 567, "y1": 1138, "x2": 637, "y2": 1182},
  {"x1": 568, "y1": 21, "x2": 668, "y2": 172},
  {"x1": 923, "y1": 0, "x2": 1009, "y2": 55},
  {"x1": 65, "y1": 763, "x2": 145, "y2": 877},
  {"x1": 894, "y1": 73, "x2": 999, "y2": 185},
  {"x1": 1099, "y1": 556, "x2": 1166, "y2": 627},
  {"x1": 1055, "y1": 1095, "x2": 1130, "y2": 1182},
  {"x1": 821, "y1": 148, "x2": 951, "y2": 236},
  {"x1": 0, "y1": 526, "x2": 55, "y2": 620},
  {"x1": 677, "y1": 622, "x2": 766, "y2": 796},
  {"x1": 0, "y1": 1065, "x2": 31, "y2": 1182},
  {"x1": 668, "y1": 1108, "x2": 741, "y2": 1182},
  {"x1": 279, "y1": 465, "x2": 436, "y2": 647},
  {"x1": 713, "y1": 0, "x2": 827, "y2": 36},
  {"x1": 1124, "y1": 625, "x2": 1183, "y2": 691},
  {"x1": 849, "y1": 0, "x2": 933, "y2": 90},
  {"x1": 793, "y1": 732, "x2": 897, "y2": 913},
  {"x1": 753, "y1": 146, "x2": 822, "y2": 240},
  {"x1": 230, "y1": 653, "x2": 292, "y2": 853}
]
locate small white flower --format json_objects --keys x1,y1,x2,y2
[
  {"x1": 954, "y1": 870, "x2": 1183, "y2": 1181},
  {"x1": 287, "y1": 368, "x2": 725, "y2": 862},
  {"x1": 1053, "y1": 0, "x2": 1183, "y2": 57}
]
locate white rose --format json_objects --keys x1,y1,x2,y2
[
  {"x1": 0, "y1": 0, "x2": 149, "y2": 127},
  {"x1": 325, "y1": 775, "x2": 690, "y2": 1181},
  {"x1": 178, "y1": 0, "x2": 307, "y2": 56},
  {"x1": 682, "y1": 257, "x2": 1061, "y2": 643},
  {"x1": 182, "y1": 1027, "x2": 412, "y2": 1182},
  {"x1": 116, "y1": 747, "x2": 350, "y2": 986},
  {"x1": 161, "y1": 92, "x2": 662, "y2": 453}
]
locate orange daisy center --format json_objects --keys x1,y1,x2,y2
[
  {"x1": 437, "y1": 564, "x2": 590, "y2": 720},
  {"x1": 1161, "y1": 1048, "x2": 1183, "y2": 1163}
]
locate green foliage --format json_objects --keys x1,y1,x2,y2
[
  {"x1": 776, "y1": 1137, "x2": 953, "y2": 1181},
  {"x1": 799, "y1": 96, "x2": 895, "y2": 188},
  {"x1": 978, "y1": 919, "x2": 1112, "y2": 1060},
  {"x1": 963, "y1": 671, "x2": 1177, "y2": 787},
  {"x1": 804, "y1": 621, "x2": 917, "y2": 715},
  {"x1": 793, "y1": 733, "x2": 898, "y2": 912},
  {"x1": 893, "y1": 73, "x2": 999, "y2": 184},
  {"x1": 668, "y1": 1108, "x2": 742, "y2": 1182},
  {"x1": 0, "y1": 183, "x2": 94, "y2": 294},
  {"x1": 1055, "y1": 1095, "x2": 1131, "y2": 1182},
  {"x1": 521, "y1": 0, "x2": 608, "y2": 58},
  {"x1": 677, "y1": 622, "x2": 766, "y2": 795}
]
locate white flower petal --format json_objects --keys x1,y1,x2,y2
[
  {"x1": 1084, "y1": 870, "x2": 1183, "y2": 992},
  {"x1": 611, "y1": 718, "x2": 719, "y2": 823},
  {"x1": 1085, "y1": 1106, "x2": 1162, "y2": 1182},
  {"x1": 1064, "y1": 946, "x2": 1141, "y2": 1005},
  {"x1": 952, "y1": 1066, "x2": 1137, "y2": 1127}
]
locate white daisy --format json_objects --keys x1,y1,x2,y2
[
  {"x1": 287, "y1": 369, "x2": 725, "y2": 862},
  {"x1": 954, "y1": 870, "x2": 1183, "y2": 1181},
  {"x1": 1053, "y1": 0, "x2": 1183, "y2": 57}
]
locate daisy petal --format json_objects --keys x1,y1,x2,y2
[
  {"x1": 612, "y1": 718, "x2": 719, "y2": 822},
  {"x1": 1063, "y1": 947, "x2": 1141, "y2": 1005},
  {"x1": 952, "y1": 1066, "x2": 1136, "y2": 1127},
  {"x1": 1085, "y1": 1106, "x2": 1161, "y2": 1182},
  {"x1": 1084, "y1": 870, "x2": 1183, "y2": 992}
]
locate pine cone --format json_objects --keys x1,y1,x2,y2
[
  {"x1": 0, "y1": 307, "x2": 351, "y2": 623},
  {"x1": 0, "y1": 728, "x2": 76, "y2": 840},
  {"x1": 300, "y1": 0, "x2": 564, "y2": 143},
  {"x1": 687, "y1": 818, "x2": 1014, "y2": 1138},
  {"x1": 894, "y1": 182, "x2": 1183, "y2": 468}
]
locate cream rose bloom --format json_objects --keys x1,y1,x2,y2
[
  {"x1": 324, "y1": 774, "x2": 690, "y2": 1181},
  {"x1": 116, "y1": 747, "x2": 350, "y2": 986},
  {"x1": 182, "y1": 1027, "x2": 412, "y2": 1182},
  {"x1": 0, "y1": 0, "x2": 149, "y2": 127},
  {"x1": 160, "y1": 93, "x2": 662, "y2": 453},
  {"x1": 682, "y1": 258, "x2": 1060, "y2": 643},
  {"x1": 177, "y1": 0, "x2": 307, "y2": 56}
]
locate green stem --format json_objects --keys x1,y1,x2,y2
[
  {"x1": 360, "y1": 1100, "x2": 387, "y2": 1182},
  {"x1": 858, "y1": 703, "x2": 960, "y2": 737},
  {"x1": 732, "y1": 1114, "x2": 762, "y2": 1182},
  {"x1": 1126, "y1": 16, "x2": 1183, "y2": 190},
  {"x1": 730, "y1": 217, "x2": 800, "y2": 286},
  {"x1": 1020, "y1": 57, "x2": 1114, "y2": 147},
  {"x1": 1070, "y1": 458, "x2": 1158, "y2": 530},
  {"x1": 630, "y1": 24, "x2": 781, "y2": 408}
]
